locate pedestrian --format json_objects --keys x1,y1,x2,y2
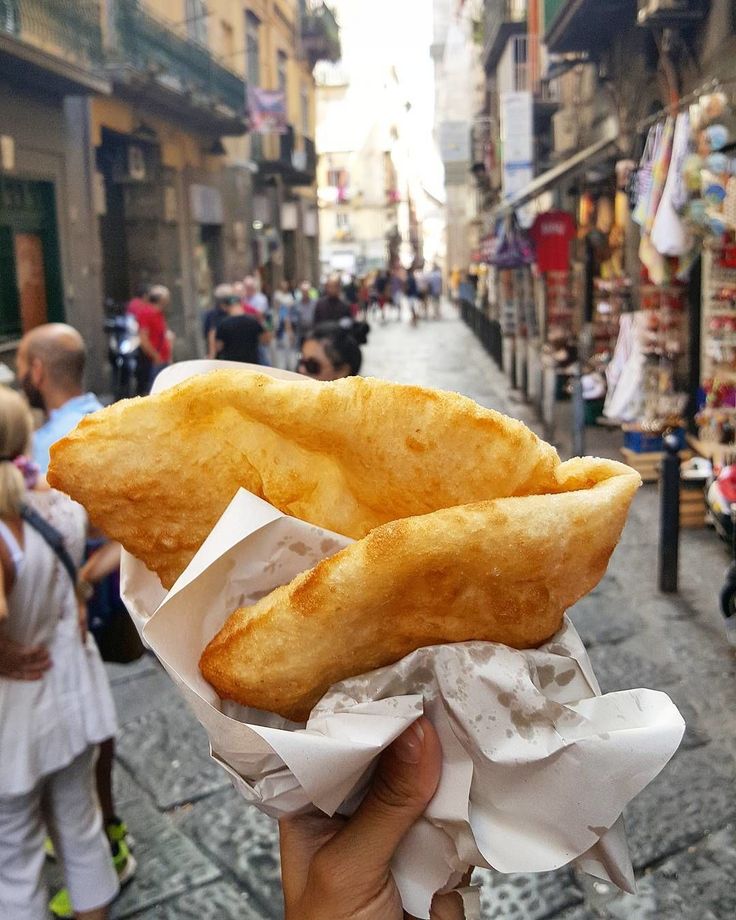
[
  {"x1": 127, "y1": 285, "x2": 173, "y2": 394},
  {"x1": 373, "y1": 271, "x2": 389, "y2": 322},
  {"x1": 242, "y1": 275, "x2": 269, "y2": 318},
  {"x1": 273, "y1": 280, "x2": 296, "y2": 370},
  {"x1": 15, "y1": 325, "x2": 136, "y2": 913},
  {"x1": 406, "y1": 268, "x2": 420, "y2": 326},
  {"x1": 214, "y1": 297, "x2": 270, "y2": 366},
  {"x1": 429, "y1": 264, "x2": 443, "y2": 319},
  {"x1": 204, "y1": 284, "x2": 238, "y2": 359},
  {"x1": 390, "y1": 269, "x2": 404, "y2": 320},
  {"x1": 297, "y1": 322, "x2": 362, "y2": 381},
  {"x1": 295, "y1": 282, "x2": 317, "y2": 343},
  {"x1": 343, "y1": 275, "x2": 358, "y2": 313},
  {"x1": 279, "y1": 717, "x2": 467, "y2": 919},
  {"x1": 0, "y1": 386, "x2": 120, "y2": 920},
  {"x1": 314, "y1": 276, "x2": 352, "y2": 325}
]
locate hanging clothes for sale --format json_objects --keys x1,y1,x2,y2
[
  {"x1": 633, "y1": 123, "x2": 663, "y2": 227},
  {"x1": 529, "y1": 211, "x2": 576, "y2": 274},
  {"x1": 639, "y1": 117, "x2": 675, "y2": 282},
  {"x1": 651, "y1": 112, "x2": 692, "y2": 257},
  {"x1": 604, "y1": 312, "x2": 647, "y2": 422}
]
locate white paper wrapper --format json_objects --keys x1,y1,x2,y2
[{"x1": 120, "y1": 361, "x2": 685, "y2": 920}]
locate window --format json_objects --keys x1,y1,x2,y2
[
  {"x1": 277, "y1": 50, "x2": 288, "y2": 95},
  {"x1": 186, "y1": 0, "x2": 208, "y2": 45},
  {"x1": 300, "y1": 85, "x2": 310, "y2": 138},
  {"x1": 327, "y1": 168, "x2": 343, "y2": 187},
  {"x1": 245, "y1": 11, "x2": 261, "y2": 86}
]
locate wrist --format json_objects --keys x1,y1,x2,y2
[{"x1": 76, "y1": 577, "x2": 94, "y2": 602}]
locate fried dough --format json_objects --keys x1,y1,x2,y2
[
  {"x1": 200, "y1": 458, "x2": 640, "y2": 721},
  {"x1": 48, "y1": 370, "x2": 560, "y2": 589}
]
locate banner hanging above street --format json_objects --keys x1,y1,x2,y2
[{"x1": 247, "y1": 88, "x2": 288, "y2": 135}]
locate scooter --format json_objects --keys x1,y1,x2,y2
[
  {"x1": 704, "y1": 463, "x2": 736, "y2": 642},
  {"x1": 104, "y1": 299, "x2": 140, "y2": 402}
]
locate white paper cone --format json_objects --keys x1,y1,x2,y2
[{"x1": 118, "y1": 360, "x2": 686, "y2": 920}]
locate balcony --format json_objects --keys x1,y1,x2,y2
[
  {"x1": 483, "y1": 0, "x2": 527, "y2": 75},
  {"x1": 545, "y1": 0, "x2": 636, "y2": 54},
  {"x1": 300, "y1": 1, "x2": 341, "y2": 69},
  {"x1": 109, "y1": 0, "x2": 247, "y2": 135},
  {"x1": 254, "y1": 127, "x2": 317, "y2": 187},
  {"x1": 0, "y1": 0, "x2": 109, "y2": 94}
]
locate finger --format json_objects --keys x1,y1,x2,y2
[
  {"x1": 18, "y1": 644, "x2": 51, "y2": 666},
  {"x1": 325, "y1": 716, "x2": 442, "y2": 882},
  {"x1": 8, "y1": 668, "x2": 47, "y2": 681}
]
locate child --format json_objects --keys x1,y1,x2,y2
[{"x1": 0, "y1": 387, "x2": 118, "y2": 920}]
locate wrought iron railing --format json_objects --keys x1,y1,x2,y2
[
  {"x1": 300, "y1": 1, "x2": 340, "y2": 66},
  {"x1": 0, "y1": 0, "x2": 104, "y2": 70},
  {"x1": 112, "y1": 0, "x2": 245, "y2": 117}
]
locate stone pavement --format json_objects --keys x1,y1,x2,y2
[{"x1": 91, "y1": 308, "x2": 736, "y2": 919}]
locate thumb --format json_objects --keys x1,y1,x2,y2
[{"x1": 326, "y1": 716, "x2": 442, "y2": 881}]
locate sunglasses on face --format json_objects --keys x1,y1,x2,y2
[{"x1": 298, "y1": 356, "x2": 324, "y2": 376}]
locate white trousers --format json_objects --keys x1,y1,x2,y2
[{"x1": 0, "y1": 746, "x2": 119, "y2": 919}]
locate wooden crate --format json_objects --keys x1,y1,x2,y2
[
  {"x1": 620, "y1": 448, "x2": 692, "y2": 484},
  {"x1": 680, "y1": 483, "x2": 707, "y2": 529}
]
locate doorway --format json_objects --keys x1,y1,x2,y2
[{"x1": 0, "y1": 179, "x2": 63, "y2": 337}]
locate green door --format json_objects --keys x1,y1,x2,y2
[{"x1": 0, "y1": 178, "x2": 63, "y2": 338}]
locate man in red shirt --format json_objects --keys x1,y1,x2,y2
[{"x1": 128, "y1": 285, "x2": 174, "y2": 395}]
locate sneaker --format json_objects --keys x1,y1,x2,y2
[
  {"x1": 48, "y1": 888, "x2": 73, "y2": 920},
  {"x1": 48, "y1": 840, "x2": 136, "y2": 918},
  {"x1": 112, "y1": 838, "x2": 137, "y2": 887},
  {"x1": 106, "y1": 815, "x2": 135, "y2": 850}
]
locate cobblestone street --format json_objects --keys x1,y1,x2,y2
[{"x1": 100, "y1": 310, "x2": 736, "y2": 919}]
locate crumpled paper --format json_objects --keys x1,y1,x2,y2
[{"x1": 119, "y1": 361, "x2": 685, "y2": 920}]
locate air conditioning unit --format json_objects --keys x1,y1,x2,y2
[
  {"x1": 637, "y1": 0, "x2": 704, "y2": 26},
  {"x1": 552, "y1": 110, "x2": 577, "y2": 155}
]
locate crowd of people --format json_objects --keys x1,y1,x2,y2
[{"x1": 120, "y1": 265, "x2": 444, "y2": 396}]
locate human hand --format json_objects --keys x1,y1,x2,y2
[
  {"x1": 280, "y1": 716, "x2": 469, "y2": 920},
  {"x1": 77, "y1": 599, "x2": 88, "y2": 644},
  {"x1": 0, "y1": 632, "x2": 51, "y2": 680}
]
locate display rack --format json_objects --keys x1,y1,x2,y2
[
  {"x1": 592, "y1": 277, "x2": 632, "y2": 359},
  {"x1": 697, "y1": 244, "x2": 736, "y2": 450}
]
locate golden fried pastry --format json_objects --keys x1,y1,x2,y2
[
  {"x1": 200, "y1": 458, "x2": 640, "y2": 721},
  {"x1": 48, "y1": 370, "x2": 560, "y2": 589}
]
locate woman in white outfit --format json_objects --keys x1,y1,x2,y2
[{"x1": 0, "y1": 387, "x2": 118, "y2": 920}]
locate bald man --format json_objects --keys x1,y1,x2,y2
[{"x1": 16, "y1": 324, "x2": 101, "y2": 475}]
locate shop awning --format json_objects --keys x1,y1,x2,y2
[{"x1": 492, "y1": 128, "x2": 621, "y2": 221}]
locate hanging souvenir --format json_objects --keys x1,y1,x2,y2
[
  {"x1": 643, "y1": 116, "x2": 675, "y2": 235},
  {"x1": 652, "y1": 113, "x2": 692, "y2": 257},
  {"x1": 633, "y1": 123, "x2": 662, "y2": 226}
]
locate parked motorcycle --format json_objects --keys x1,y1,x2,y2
[
  {"x1": 704, "y1": 462, "x2": 736, "y2": 644},
  {"x1": 104, "y1": 299, "x2": 140, "y2": 401}
]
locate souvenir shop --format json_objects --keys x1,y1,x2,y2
[{"x1": 481, "y1": 81, "x2": 736, "y2": 487}]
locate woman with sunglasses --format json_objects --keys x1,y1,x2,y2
[{"x1": 297, "y1": 323, "x2": 362, "y2": 381}]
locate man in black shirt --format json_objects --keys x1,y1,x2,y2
[
  {"x1": 314, "y1": 276, "x2": 352, "y2": 325},
  {"x1": 215, "y1": 301, "x2": 269, "y2": 364}
]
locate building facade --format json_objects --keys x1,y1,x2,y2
[{"x1": 0, "y1": 0, "x2": 338, "y2": 388}]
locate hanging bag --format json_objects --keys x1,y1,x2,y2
[{"x1": 632, "y1": 123, "x2": 661, "y2": 226}]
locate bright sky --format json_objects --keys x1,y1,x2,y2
[{"x1": 327, "y1": 0, "x2": 444, "y2": 199}]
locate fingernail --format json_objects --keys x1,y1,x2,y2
[{"x1": 395, "y1": 719, "x2": 425, "y2": 764}]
